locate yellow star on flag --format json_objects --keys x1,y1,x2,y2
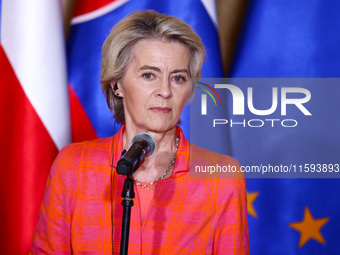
[
  {"x1": 247, "y1": 191, "x2": 259, "y2": 218},
  {"x1": 289, "y1": 206, "x2": 329, "y2": 248}
]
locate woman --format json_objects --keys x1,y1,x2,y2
[{"x1": 31, "y1": 10, "x2": 249, "y2": 254}]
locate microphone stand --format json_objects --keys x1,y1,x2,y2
[
  {"x1": 117, "y1": 132, "x2": 156, "y2": 254},
  {"x1": 120, "y1": 174, "x2": 134, "y2": 255}
]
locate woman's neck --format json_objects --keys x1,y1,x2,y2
[{"x1": 122, "y1": 126, "x2": 178, "y2": 182}]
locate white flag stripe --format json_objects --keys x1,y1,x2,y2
[
  {"x1": 1, "y1": 0, "x2": 71, "y2": 150},
  {"x1": 201, "y1": 0, "x2": 218, "y2": 28},
  {"x1": 71, "y1": 0, "x2": 130, "y2": 25}
]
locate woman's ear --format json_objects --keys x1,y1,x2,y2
[{"x1": 110, "y1": 81, "x2": 124, "y2": 97}]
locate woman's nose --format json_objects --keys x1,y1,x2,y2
[{"x1": 155, "y1": 79, "x2": 172, "y2": 99}]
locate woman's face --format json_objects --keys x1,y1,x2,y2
[{"x1": 116, "y1": 39, "x2": 191, "y2": 134}]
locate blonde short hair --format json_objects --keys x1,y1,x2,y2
[{"x1": 100, "y1": 10, "x2": 205, "y2": 124}]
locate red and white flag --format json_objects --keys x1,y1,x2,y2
[{"x1": 0, "y1": 0, "x2": 70, "y2": 253}]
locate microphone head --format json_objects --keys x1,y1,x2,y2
[{"x1": 131, "y1": 132, "x2": 156, "y2": 157}]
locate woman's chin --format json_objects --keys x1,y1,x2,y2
[{"x1": 149, "y1": 124, "x2": 177, "y2": 133}]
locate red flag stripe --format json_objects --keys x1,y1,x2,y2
[
  {"x1": 0, "y1": 45, "x2": 58, "y2": 254},
  {"x1": 71, "y1": 0, "x2": 129, "y2": 24},
  {"x1": 69, "y1": 84, "x2": 98, "y2": 142},
  {"x1": 73, "y1": 0, "x2": 119, "y2": 17}
]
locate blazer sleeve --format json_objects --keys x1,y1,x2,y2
[
  {"x1": 30, "y1": 143, "x2": 83, "y2": 254},
  {"x1": 214, "y1": 158, "x2": 250, "y2": 255}
]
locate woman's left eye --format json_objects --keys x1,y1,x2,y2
[
  {"x1": 143, "y1": 73, "x2": 154, "y2": 79},
  {"x1": 173, "y1": 75, "x2": 186, "y2": 84}
]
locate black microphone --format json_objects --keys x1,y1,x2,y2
[{"x1": 117, "y1": 132, "x2": 156, "y2": 176}]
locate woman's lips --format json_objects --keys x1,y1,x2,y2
[{"x1": 149, "y1": 107, "x2": 172, "y2": 114}]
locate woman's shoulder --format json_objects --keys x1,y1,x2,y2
[
  {"x1": 56, "y1": 136, "x2": 114, "y2": 163},
  {"x1": 49, "y1": 137, "x2": 114, "y2": 181},
  {"x1": 61, "y1": 136, "x2": 113, "y2": 151}
]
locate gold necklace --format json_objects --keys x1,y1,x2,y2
[{"x1": 133, "y1": 136, "x2": 179, "y2": 190}]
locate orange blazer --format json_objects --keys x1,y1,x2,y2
[{"x1": 30, "y1": 126, "x2": 249, "y2": 254}]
